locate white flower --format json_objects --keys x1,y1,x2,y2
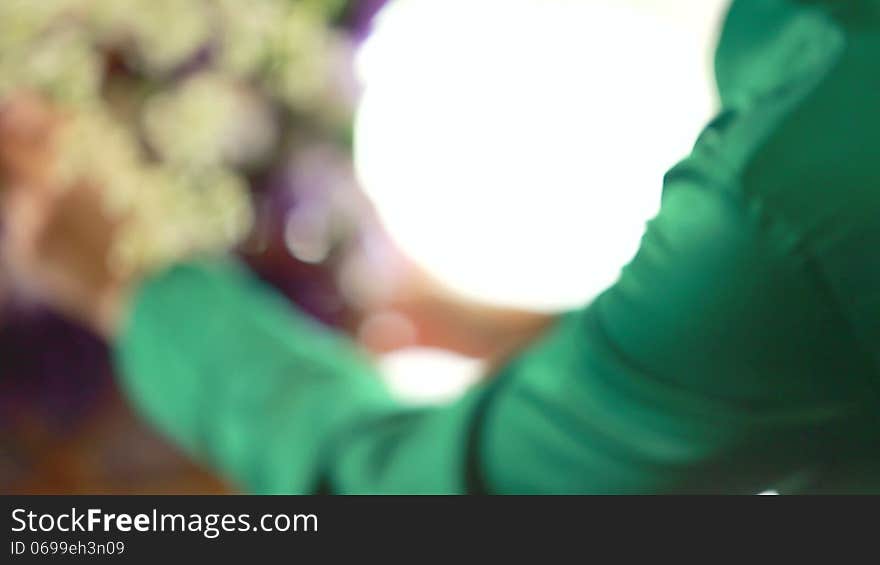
[
  {"x1": 143, "y1": 73, "x2": 278, "y2": 169},
  {"x1": 0, "y1": 0, "x2": 349, "y2": 276},
  {"x1": 88, "y1": 0, "x2": 213, "y2": 73}
]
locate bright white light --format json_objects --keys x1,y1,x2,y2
[
  {"x1": 378, "y1": 348, "x2": 485, "y2": 404},
  {"x1": 355, "y1": 0, "x2": 727, "y2": 310}
]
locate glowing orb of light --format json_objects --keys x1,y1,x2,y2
[{"x1": 355, "y1": 0, "x2": 727, "y2": 310}]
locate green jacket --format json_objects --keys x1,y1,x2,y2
[{"x1": 115, "y1": 0, "x2": 880, "y2": 494}]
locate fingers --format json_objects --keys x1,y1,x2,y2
[
  {"x1": 0, "y1": 92, "x2": 62, "y2": 191},
  {"x1": 0, "y1": 93, "x2": 59, "y2": 278},
  {"x1": 0, "y1": 184, "x2": 53, "y2": 298}
]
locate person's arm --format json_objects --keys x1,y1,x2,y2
[{"x1": 113, "y1": 160, "x2": 870, "y2": 494}]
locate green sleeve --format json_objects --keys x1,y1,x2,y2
[
  {"x1": 113, "y1": 182, "x2": 867, "y2": 494},
  {"x1": 115, "y1": 0, "x2": 880, "y2": 494},
  {"x1": 115, "y1": 259, "x2": 397, "y2": 493},
  {"x1": 477, "y1": 185, "x2": 871, "y2": 493}
]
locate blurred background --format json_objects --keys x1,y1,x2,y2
[{"x1": 0, "y1": 0, "x2": 728, "y2": 493}]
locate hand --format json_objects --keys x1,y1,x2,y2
[
  {"x1": 388, "y1": 273, "x2": 557, "y2": 367},
  {"x1": 351, "y1": 241, "x2": 556, "y2": 365},
  {"x1": 0, "y1": 93, "x2": 134, "y2": 338}
]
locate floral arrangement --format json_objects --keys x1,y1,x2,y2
[
  {"x1": 0, "y1": 0, "x2": 353, "y2": 277},
  {"x1": 0, "y1": 1, "x2": 397, "y2": 491}
]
